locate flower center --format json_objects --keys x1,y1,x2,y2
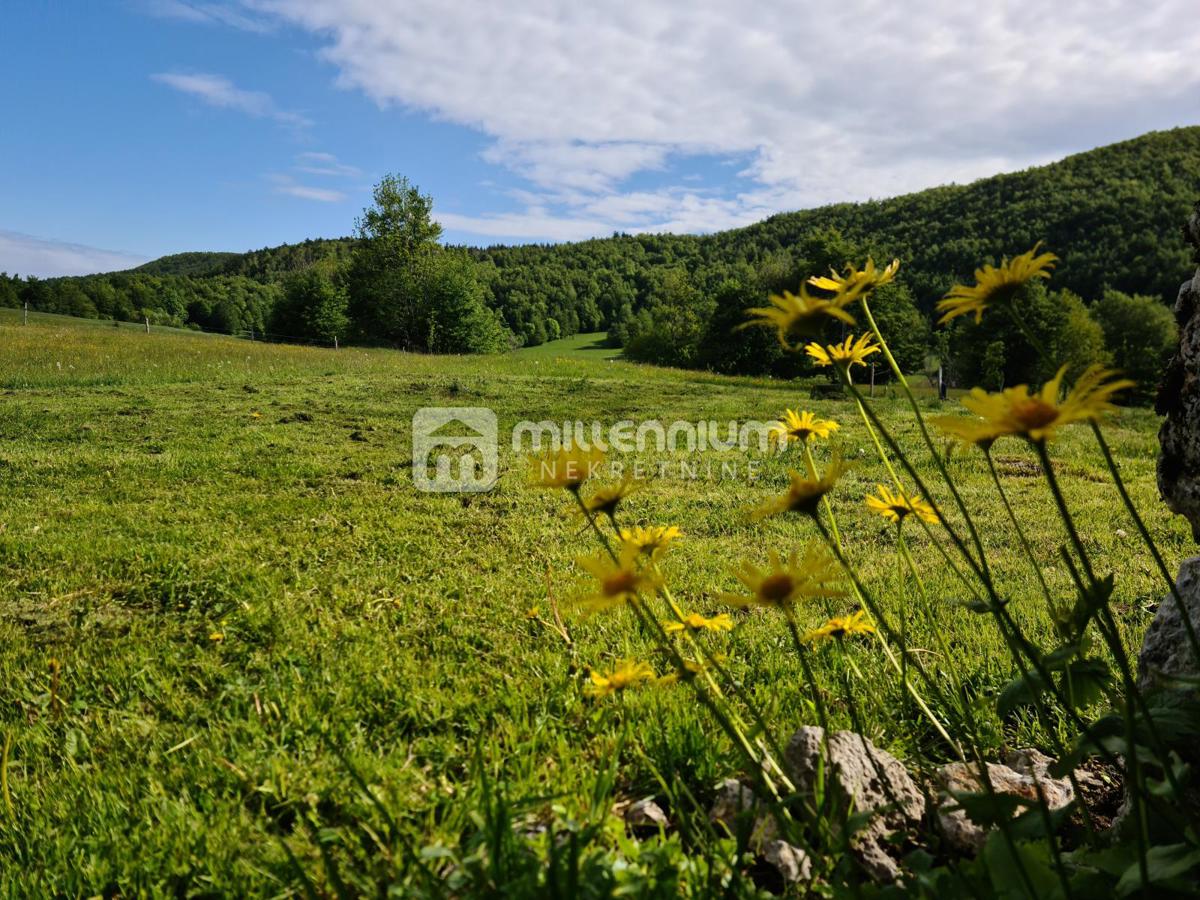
[
  {"x1": 759, "y1": 574, "x2": 795, "y2": 603},
  {"x1": 1011, "y1": 398, "x2": 1059, "y2": 431},
  {"x1": 603, "y1": 570, "x2": 639, "y2": 596}
]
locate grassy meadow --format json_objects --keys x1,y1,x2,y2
[{"x1": 0, "y1": 311, "x2": 1188, "y2": 894}]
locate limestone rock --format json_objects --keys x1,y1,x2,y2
[
  {"x1": 762, "y1": 839, "x2": 812, "y2": 885},
  {"x1": 934, "y1": 750, "x2": 1075, "y2": 854},
  {"x1": 784, "y1": 726, "x2": 925, "y2": 882},
  {"x1": 1157, "y1": 203, "x2": 1200, "y2": 539},
  {"x1": 1138, "y1": 556, "x2": 1200, "y2": 690},
  {"x1": 709, "y1": 778, "x2": 777, "y2": 845},
  {"x1": 623, "y1": 797, "x2": 668, "y2": 832}
]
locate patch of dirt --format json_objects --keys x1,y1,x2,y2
[{"x1": 994, "y1": 456, "x2": 1041, "y2": 478}]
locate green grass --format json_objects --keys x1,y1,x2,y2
[
  {"x1": 0, "y1": 317, "x2": 1187, "y2": 894},
  {"x1": 514, "y1": 330, "x2": 622, "y2": 361}
]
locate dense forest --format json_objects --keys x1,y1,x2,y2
[{"x1": 3, "y1": 126, "x2": 1198, "y2": 389}]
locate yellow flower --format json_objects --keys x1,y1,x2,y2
[
  {"x1": 865, "y1": 484, "x2": 939, "y2": 525},
  {"x1": 530, "y1": 442, "x2": 606, "y2": 491},
  {"x1": 741, "y1": 285, "x2": 857, "y2": 350},
  {"x1": 956, "y1": 364, "x2": 1134, "y2": 445},
  {"x1": 751, "y1": 459, "x2": 845, "y2": 520},
  {"x1": 665, "y1": 612, "x2": 735, "y2": 634},
  {"x1": 619, "y1": 525, "x2": 682, "y2": 561},
  {"x1": 586, "y1": 660, "x2": 657, "y2": 697},
  {"x1": 802, "y1": 610, "x2": 876, "y2": 644},
  {"x1": 936, "y1": 244, "x2": 1058, "y2": 325},
  {"x1": 808, "y1": 258, "x2": 900, "y2": 304},
  {"x1": 805, "y1": 333, "x2": 880, "y2": 370},
  {"x1": 209, "y1": 631, "x2": 225, "y2": 642},
  {"x1": 576, "y1": 549, "x2": 661, "y2": 613},
  {"x1": 769, "y1": 409, "x2": 840, "y2": 446},
  {"x1": 582, "y1": 474, "x2": 638, "y2": 517},
  {"x1": 721, "y1": 546, "x2": 845, "y2": 612}
]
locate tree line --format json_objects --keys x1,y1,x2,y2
[{"x1": 2, "y1": 127, "x2": 1196, "y2": 395}]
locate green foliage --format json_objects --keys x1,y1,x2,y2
[
  {"x1": 1092, "y1": 289, "x2": 1178, "y2": 400},
  {"x1": 270, "y1": 267, "x2": 350, "y2": 343},
  {"x1": 949, "y1": 285, "x2": 1109, "y2": 388}
]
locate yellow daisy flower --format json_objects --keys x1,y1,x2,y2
[
  {"x1": 721, "y1": 546, "x2": 845, "y2": 612},
  {"x1": 956, "y1": 364, "x2": 1133, "y2": 445},
  {"x1": 808, "y1": 258, "x2": 900, "y2": 304},
  {"x1": 585, "y1": 660, "x2": 657, "y2": 697},
  {"x1": 751, "y1": 459, "x2": 845, "y2": 520},
  {"x1": 769, "y1": 409, "x2": 840, "y2": 446},
  {"x1": 530, "y1": 442, "x2": 606, "y2": 491},
  {"x1": 619, "y1": 525, "x2": 682, "y2": 561},
  {"x1": 664, "y1": 612, "x2": 735, "y2": 634},
  {"x1": 805, "y1": 333, "x2": 881, "y2": 370},
  {"x1": 582, "y1": 473, "x2": 638, "y2": 517},
  {"x1": 865, "y1": 484, "x2": 939, "y2": 525},
  {"x1": 936, "y1": 244, "x2": 1058, "y2": 325},
  {"x1": 802, "y1": 610, "x2": 876, "y2": 644},
  {"x1": 741, "y1": 285, "x2": 857, "y2": 350},
  {"x1": 576, "y1": 549, "x2": 661, "y2": 613}
]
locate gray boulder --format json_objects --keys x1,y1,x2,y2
[
  {"x1": 1138, "y1": 556, "x2": 1200, "y2": 690},
  {"x1": 935, "y1": 749, "x2": 1075, "y2": 854},
  {"x1": 784, "y1": 726, "x2": 925, "y2": 882},
  {"x1": 1158, "y1": 204, "x2": 1200, "y2": 538}
]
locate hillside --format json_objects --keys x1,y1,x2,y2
[
  {"x1": 133, "y1": 126, "x2": 1200, "y2": 313},
  {"x1": 6, "y1": 127, "x2": 1198, "y2": 354}
]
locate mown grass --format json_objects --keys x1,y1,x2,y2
[{"x1": 0, "y1": 315, "x2": 1187, "y2": 894}]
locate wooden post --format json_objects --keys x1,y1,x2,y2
[
  {"x1": 938, "y1": 364, "x2": 947, "y2": 401},
  {"x1": 249, "y1": 327, "x2": 254, "y2": 341},
  {"x1": 23, "y1": 302, "x2": 28, "y2": 325},
  {"x1": 870, "y1": 363, "x2": 876, "y2": 397},
  {"x1": 144, "y1": 316, "x2": 150, "y2": 334},
  {"x1": 333, "y1": 336, "x2": 339, "y2": 350}
]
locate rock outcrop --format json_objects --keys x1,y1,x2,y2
[
  {"x1": 1157, "y1": 203, "x2": 1200, "y2": 539},
  {"x1": 934, "y1": 748, "x2": 1075, "y2": 854},
  {"x1": 784, "y1": 726, "x2": 925, "y2": 882}
]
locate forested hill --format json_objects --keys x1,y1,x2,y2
[
  {"x1": 4, "y1": 126, "x2": 1198, "y2": 366},
  {"x1": 132, "y1": 126, "x2": 1198, "y2": 319}
]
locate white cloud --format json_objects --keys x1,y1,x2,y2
[
  {"x1": 152, "y1": 72, "x2": 311, "y2": 127},
  {"x1": 267, "y1": 174, "x2": 347, "y2": 202},
  {"x1": 0, "y1": 231, "x2": 147, "y2": 278},
  {"x1": 293, "y1": 151, "x2": 362, "y2": 177},
  {"x1": 238, "y1": 1, "x2": 1200, "y2": 241}
]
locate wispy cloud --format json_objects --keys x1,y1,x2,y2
[
  {"x1": 142, "y1": 0, "x2": 271, "y2": 33},
  {"x1": 0, "y1": 230, "x2": 147, "y2": 278},
  {"x1": 293, "y1": 151, "x2": 361, "y2": 178},
  {"x1": 152, "y1": 71, "x2": 311, "y2": 127},
  {"x1": 267, "y1": 174, "x2": 347, "y2": 202}
]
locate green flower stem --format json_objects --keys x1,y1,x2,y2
[
  {"x1": 859, "y1": 296, "x2": 995, "y2": 587},
  {"x1": 1090, "y1": 421, "x2": 1200, "y2": 667},
  {"x1": 1032, "y1": 443, "x2": 1156, "y2": 890},
  {"x1": 812, "y1": 518, "x2": 963, "y2": 758},
  {"x1": 571, "y1": 492, "x2": 792, "y2": 806},
  {"x1": 984, "y1": 449, "x2": 1054, "y2": 610},
  {"x1": 803, "y1": 441, "x2": 843, "y2": 552},
  {"x1": 843, "y1": 378, "x2": 990, "y2": 594}
]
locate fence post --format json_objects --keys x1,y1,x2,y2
[
  {"x1": 870, "y1": 363, "x2": 876, "y2": 398},
  {"x1": 334, "y1": 336, "x2": 338, "y2": 350},
  {"x1": 249, "y1": 327, "x2": 254, "y2": 341},
  {"x1": 23, "y1": 302, "x2": 28, "y2": 325},
  {"x1": 144, "y1": 316, "x2": 150, "y2": 334}
]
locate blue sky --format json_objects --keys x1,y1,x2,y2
[{"x1": 2, "y1": 0, "x2": 1198, "y2": 276}]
